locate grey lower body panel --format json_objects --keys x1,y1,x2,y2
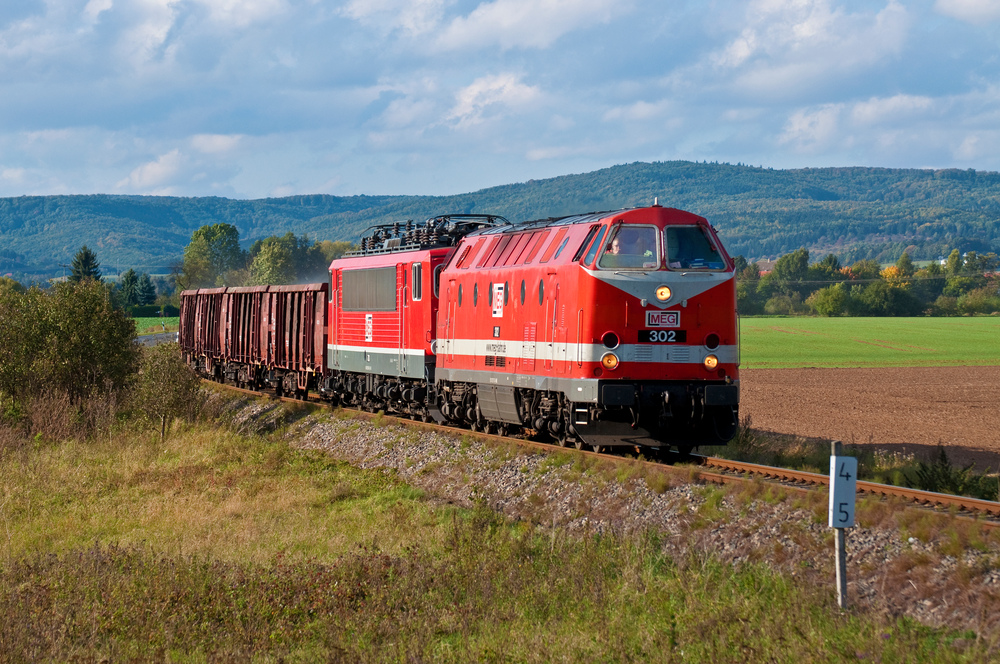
[
  {"x1": 328, "y1": 346, "x2": 426, "y2": 380},
  {"x1": 435, "y1": 366, "x2": 600, "y2": 402}
]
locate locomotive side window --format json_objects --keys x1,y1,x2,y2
[
  {"x1": 474, "y1": 283, "x2": 479, "y2": 306},
  {"x1": 538, "y1": 279, "x2": 544, "y2": 305},
  {"x1": 665, "y1": 226, "x2": 725, "y2": 270},
  {"x1": 342, "y1": 267, "x2": 396, "y2": 311},
  {"x1": 411, "y1": 263, "x2": 422, "y2": 301},
  {"x1": 433, "y1": 264, "x2": 445, "y2": 297},
  {"x1": 583, "y1": 225, "x2": 608, "y2": 265},
  {"x1": 520, "y1": 279, "x2": 526, "y2": 305},
  {"x1": 539, "y1": 228, "x2": 568, "y2": 263},
  {"x1": 504, "y1": 281, "x2": 510, "y2": 305},
  {"x1": 458, "y1": 284, "x2": 463, "y2": 306},
  {"x1": 573, "y1": 225, "x2": 600, "y2": 262},
  {"x1": 551, "y1": 237, "x2": 571, "y2": 261}
]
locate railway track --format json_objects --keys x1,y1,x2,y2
[{"x1": 210, "y1": 380, "x2": 1000, "y2": 527}]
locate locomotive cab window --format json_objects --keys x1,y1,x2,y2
[
  {"x1": 411, "y1": 263, "x2": 422, "y2": 301},
  {"x1": 665, "y1": 226, "x2": 726, "y2": 270},
  {"x1": 599, "y1": 225, "x2": 660, "y2": 270}
]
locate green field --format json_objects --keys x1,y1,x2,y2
[
  {"x1": 133, "y1": 316, "x2": 179, "y2": 335},
  {"x1": 740, "y1": 316, "x2": 1000, "y2": 369}
]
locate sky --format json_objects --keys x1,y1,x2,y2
[{"x1": 1, "y1": 0, "x2": 1000, "y2": 199}]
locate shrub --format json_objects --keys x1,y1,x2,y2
[
  {"x1": 133, "y1": 342, "x2": 202, "y2": 440},
  {"x1": 805, "y1": 283, "x2": 850, "y2": 316},
  {"x1": 957, "y1": 287, "x2": 1000, "y2": 315}
]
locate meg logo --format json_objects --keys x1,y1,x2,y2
[{"x1": 646, "y1": 310, "x2": 680, "y2": 328}]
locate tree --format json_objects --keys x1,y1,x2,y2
[
  {"x1": 316, "y1": 240, "x2": 357, "y2": 264},
  {"x1": 247, "y1": 232, "x2": 330, "y2": 285},
  {"x1": 856, "y1": 281, "x2": 923, "y2": 316},
  {"x1": 37, "y1": 280, "x2": 140, "y2": 401},
  {"x1": 181, "y1": 223, "x2": 245, "y2": 289},
  {"x1": 69, "y1": 245, "x2": 102, "y2": 282},
  {"x1": 772, "y1": 248, "x2": 810, "y2": 282},
  {"x1": 895, "y1": 252, "x2": 915, "y2": 277},
  {"x1": 806, "y1": 283, "x2": 850, "y2": 316},
  {"x1": 133, "y1": 342, "x2": 201, "y2": 440},
  {"x1": 248, "y1": 238, "x2": 297, "y2": 286},
  {"x1": 0, "y1": 286, "x2": 47, "y2": 404},
  {"x1": 848, "y1": 259, "x2": 881, "y2": 281},
  {"x1": 945, "y1": 249, "x2": 962, "y2": 277},
  {"x1": 118, "y1": 268, "x2": 140, "y2": 307},
  {"x1": 137, "y1": 273, "x2": 157, "y2": 305}
]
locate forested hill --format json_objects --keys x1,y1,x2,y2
[{"x1": 2, "y1": 161, "x2": 999, "y2": 279}]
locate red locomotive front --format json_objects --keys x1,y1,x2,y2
[{"x1": 434, "y1": 205, "x2": 739, "y2": 453}]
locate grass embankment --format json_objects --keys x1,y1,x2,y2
[
  {"x1": 740, "y1": 316, "x2": 1000, "y2": 368},
  {"x1": 1, "y1": 404, "x2": 988, "y2": 661},
  {"x1": 133, "y1": 316, "x2": 179, "y2": 335}
]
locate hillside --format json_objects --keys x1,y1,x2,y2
[{"x1": 2, "y1": 161, "x2": 999, "y2": 279}]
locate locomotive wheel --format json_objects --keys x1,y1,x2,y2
[
  {"x1": 574, "y1": 439, "x2": 584, "y2": 451},
  {"x1": 555, "y1": 431, "x2": 569, "y2": 447},
  {"x1": 591, "y1": 444, "x2": 604, "y2": 454}
]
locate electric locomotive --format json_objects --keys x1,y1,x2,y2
[
  {"x1": 319, "y1": 214, "x2": 509, "y2": 420},
  {"x1": 433, "y1": 204, "x2": 739, "y2": 453}
]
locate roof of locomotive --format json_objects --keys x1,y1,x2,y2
[{"x1": 462, "y1": 206, "x2": 709, "y2": 239}]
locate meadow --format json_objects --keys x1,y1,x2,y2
[
  {"x1": 739, "y1": 316, "x2": 1000, "y2": 369},
  {"x1": 133, "y1": 315, "x2": 179, "y2": 335},
  {"x1": 2, "y1": 396, "x2": 991, "y2": 661}
]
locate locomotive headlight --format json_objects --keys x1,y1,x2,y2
[
  {"x1": 655, "y1": 285, "x2": 672, "y2": 302},
  {"x1": 703, "y1": 354, "x2": 719, "y2": 370},
  {"x1": 601, "y1": 352, "x2": 620, "y2": 370}
]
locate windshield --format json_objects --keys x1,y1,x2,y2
[
  {"x1": 597, "y1": 225, "x2": 660, "y2": 269},
  {"x1": 665, "y1": 226, "x2": 726, "y2": 270}
]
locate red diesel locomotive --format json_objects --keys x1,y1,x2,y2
[{"x1": 180, "y1": 205, "x2": 740, "y2": 454}]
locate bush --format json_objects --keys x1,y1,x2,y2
[
  {"x1": 132, "y1": 342, "x2": 202, "y2": 439},
  {"x1": 161, "y1": 304, "x2": 180, "y2": 317},
  {"x1": 957, "y1": 287, "x2": 1000, "y2": 315},
  {"x1": 805, "y1": 283, "x2": 850, "y2": 316}
]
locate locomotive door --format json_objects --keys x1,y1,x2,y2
[
  {"x1": 397, "y1": 263, "x2": 405, "y2": 377},
  {"x1": 445, "y1": 279, "x2": 457, "y2": 363},
  {"x1": 544, "y1": 272, "x2": 560, "y2": 371}
]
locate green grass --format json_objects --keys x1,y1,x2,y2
[
  {"x1": 740, "y1": 316, "x2": 1000, "y2": 368},
  {"x1": 2, "y1": 409, "x2": 994, "y2": 661},
  {"x1": 133, "y1": 316, "x2": 179, "y2": 335}
]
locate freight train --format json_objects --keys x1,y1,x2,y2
[{"x1": 180, "y1": 204, "x2": 740, "y2": 454}]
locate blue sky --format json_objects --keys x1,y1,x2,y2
[{"x1": 1, "y1": 0, "x2": 999, "y2": 198}]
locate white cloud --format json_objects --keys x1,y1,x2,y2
[
  {"x1": 1, "y1": 167, "x2": 26, "y2": 184},
  {"x1": 934, "y1": 0, "x2": 1000, "y2": 22},
  {"x1": 850, "y1": 94, "x2": 935, "y2": 125},
  {"x1": 446, "y1": 73, "x2": 541, "y2": 128},
  {"x1": 710, "y1": 0, "x2": 911, "y2": 96},
  {"x1": 341, "y1": 0, "x2": 446, "y2": 36},
  {"x1": 603, "y1": 100, "x2": 672, "y2": 122},
  {"x1": 191, "y1": 134, "x2": 244, "y2": 154},
  {"x1": 117, "y1": 149, "x2": 185, "y2": 191},
  {"x1": 436, "y1": 0, "x2": 621, "y2": 50},
  {"x1": 779, "y1": 104, "x2": 844, "y2": 152}
]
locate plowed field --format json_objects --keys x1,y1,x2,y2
[{"x1": 740, "y1": 367, "x2": 1000, "y2": 470}]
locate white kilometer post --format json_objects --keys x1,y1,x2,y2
[{"x1": 828, "y1": 440, "x2": 857, "y2": 609}]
